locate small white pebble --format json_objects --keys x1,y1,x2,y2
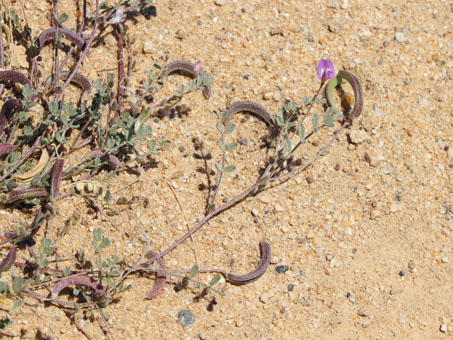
[
  {"x1": 440, "y1": 324, "x2": 447, "y2": 333},
  {"x1": 441, "y1": 257, "x2": 448, "y2": 263}
]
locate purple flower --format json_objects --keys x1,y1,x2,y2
[{"x1": 316, "y1": 59, "x2": 335, "y2": 83}]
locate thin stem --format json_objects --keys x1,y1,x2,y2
[{"x1": 54, "y1": 0, "x2": 100, "y2": 102}]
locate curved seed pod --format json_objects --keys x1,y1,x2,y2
[
  {"x1": 325, "y1": 70, "x2": 364, "y2": 121},
  {"x1": 0, "y1": 99, "x2": 23, "y2": 131},
  {"x1": 0, "y1": 143, "x2": 14, "y2": 157},
  {"x1": 0, "y1": 71, "x2": 33, "y2": 88},
  {"x1": 102, "y1": 154, "x2": 125, "y2": 169},
  {"x1": 14, "y1": 148, "x2": 50, "y2": 183},
  {"x1": 52, "y1": 275, "x2": 107, "y2": 299},
  {"x1": 144, "y1": 250, "x2": 167, "y2": 299},
  {"x1": 225, "y1": 101, "x2": 275, "y2": 126},
  {"x1": 81, "y1": 149, "x2": 104, "y2": 161},
  {"x1": 0, "y1": 246, "x2": 16, "y2": 272},
  {"x1": 38, "y1": 27, "x2": 85, "y2": 49},
  {"x1": 50, "y1": 158, "x2": 64, "y2": 200},
  {"x1": 165, "y1": 60, "x2": 211, "y2": 99},
  {"x1": 226, "y1": 240, "x2": 272, "y2": 285},
  {"x1": 44, "y1": 71, "x2": 91, "y2": 94},
  {"x1": 6, "y1": 187, "x2": 48, "y2": 204}
]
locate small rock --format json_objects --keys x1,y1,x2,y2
[
  {"x1": 251, "y1": 208, "x2": 260, "y2": 217},
  {"x1": 104, "y1": 35, "x2": 116, "y2": 47},
  {"x1": 214, "y1": 0, "x2": 226, "y2": 5},
  {"x1": 178, "y1": 310, "x2": 195, "y2": 326},
  {"x1": 447, "y1": 148, "x2": 453, "y2": 159},
  {"x1": 143, "y1": 40, "x2": 154, "y2": 54},
  {"x1": 329, "y1": 258, "x2": 337, "y2": 268},
  {"x1": 273, "y1": 92, "x2": 281, "y2": 101},
  {"x1": 287, "y1": 284, "x2": 294, "y2": 291},
  {"x1": 440, "y1": 324, "x2": 447, "y2": 333},
  {"x1": 327, "y1": 2, "x2": 337, "y2": 9},
  {"x1": 441, "y1": 257, "x2": 448, "y2": 263},
  {"x1": 238, "y1": 138, "x2": 248, "y2": 146},
  {"x1": 340, "y1": 0, "x2": 349, "y2": 9},
  {"x1": 408, "y1": 260, "x2": 416, "y2": 271},
  {"x1": 399, "y1": 270, "x2": 405, "y2": 277},
  {"x1": 270, "y1": 29, "x2": 284, "y2": 36},
  {"x1": 306, "y1": 175, "x2": 315, "y2": 184},
  {"x1": 349, "y1": 130, "x2": 370, "y2": 144},
  {"x1": 274, "y1": 203, "x2": 284, "y2": 212},
  {"x1": 370, "y1": 209, "x2": 381, "y2": 219},
  {"x1": 259, "y1": 288, "x2": 277, "y2": 303},
  {"x1": 364, "y1": 148, "x2": 384, "y2": 166},
  {"x1": 258, "y1": 195, "x2": 271, "y2": 204},
  {"x1": 307, "y1": 33, "x2": 314, "y2": 42},
  {"x1": 390, "y1": 204, "x2": 401, "y2": 213},
  {"x1": 395, "y1": 32, "x2": 404, "y2": 43},
  {"x1": 357, "y1": 308, "x2": 369, "y2": 317},
  {"x1": 275, "y1": 265, "x2": 289, "y2": 273},
  {"x1": 175, "y1": 29, "x2": 186, "y2": 40},
  {"x1": 263, "y1": 92, "x2": 272, "y2": 100}
]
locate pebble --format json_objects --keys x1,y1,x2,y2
[
  {"x1": 398, "y1": 270, "x2": 405, "y2": 277},
  {"x1": 395, "y1": 32, "x2": 404, "y2": 43},
  {"x1": 370, "y1": 209, "x2": 381, "y2": 219},
  {"x1": 287, "y1": 284, "x2": 294, "y2": 291},
  {"x1": 340, "y1": 0, "x2": 349, "y2": 9},
  {"x1": 441, "y1": 257, "x2": 448, "y2": 263},
  {"x1": 306, "y1": 175, "x2": 314, "y2": 184},
  {"x1": 408, "y1": 260, "x2": 416, "y2": 271},
  {"x1": 275, "y1": 265, "x2": 289, "y2": 273},
  {"x1": 143, "y1": 40, "x2": 154, "y2": 53},
  {"x1": 440, "y1": 324, "x2": 447, "y2": 333},
  {"x1": 273, "y1": 92, "x2": 281, "y2": 101},
  {"x1": 251, "y1": 208, "x2": 260, "y2": 217},
  {"x1": 238, "y1": 138, "x2": 248, "y2": 146},
  {"x1": 349, "y1": 130, "x2": 370, "y2": 144},
  {"x1": 175, "y1": 29, "x2": 187, "y2": 40},
  {"x1": 178, "y1": 310, "x2": 195, "y2": 326},
  {"x1": 260, "y1": 288, "x2": 278, "y2": 303},
  {"x1": 258, "y1": 195, "x2": 271, "y2": 203},
  {"x1": 214, "y1": 0, "x2": 226, "y2": 6},
  {"x1": 364, "y1": 148, "x2": 384, "y2": 166},
  {"x1": 275, "y1": 203, "x2": 284, "y2": 212},
  {"x1": 447, "y1": 148, "x2": 453, "y2": 159},
  {"x1": 307, "y1": 33, "x2": 314, "y2": 42}
]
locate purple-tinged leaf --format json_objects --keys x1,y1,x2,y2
[
  {"x1": 0, "y1": 246, "x2": 16, "y2": 272},
  {"x1": 0, "y1": 143, "x2": 13, "y2": 157},
  {"x1": 145, "y1": 250, "x2": 167, "y2": 300},
  {"x1": 50, "y1": 158, "x2": 64, "y2": 200},
  {"x1": 52, "y1": 275, "x2": 107, "y2": 298},
  {"x1": 6, "y1": 187, "x2": 48, "y2": 204},
  {"x1": 103, "y1": 154, "x2": 125, "y2": 169}
]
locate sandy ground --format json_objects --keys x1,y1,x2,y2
[{"x1": 0, "y1": 0, "x2": 452, "y2": 339}]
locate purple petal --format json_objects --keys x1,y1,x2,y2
[{"x1": 316, "y1": 59, "x2": 328, "y2": 80}]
